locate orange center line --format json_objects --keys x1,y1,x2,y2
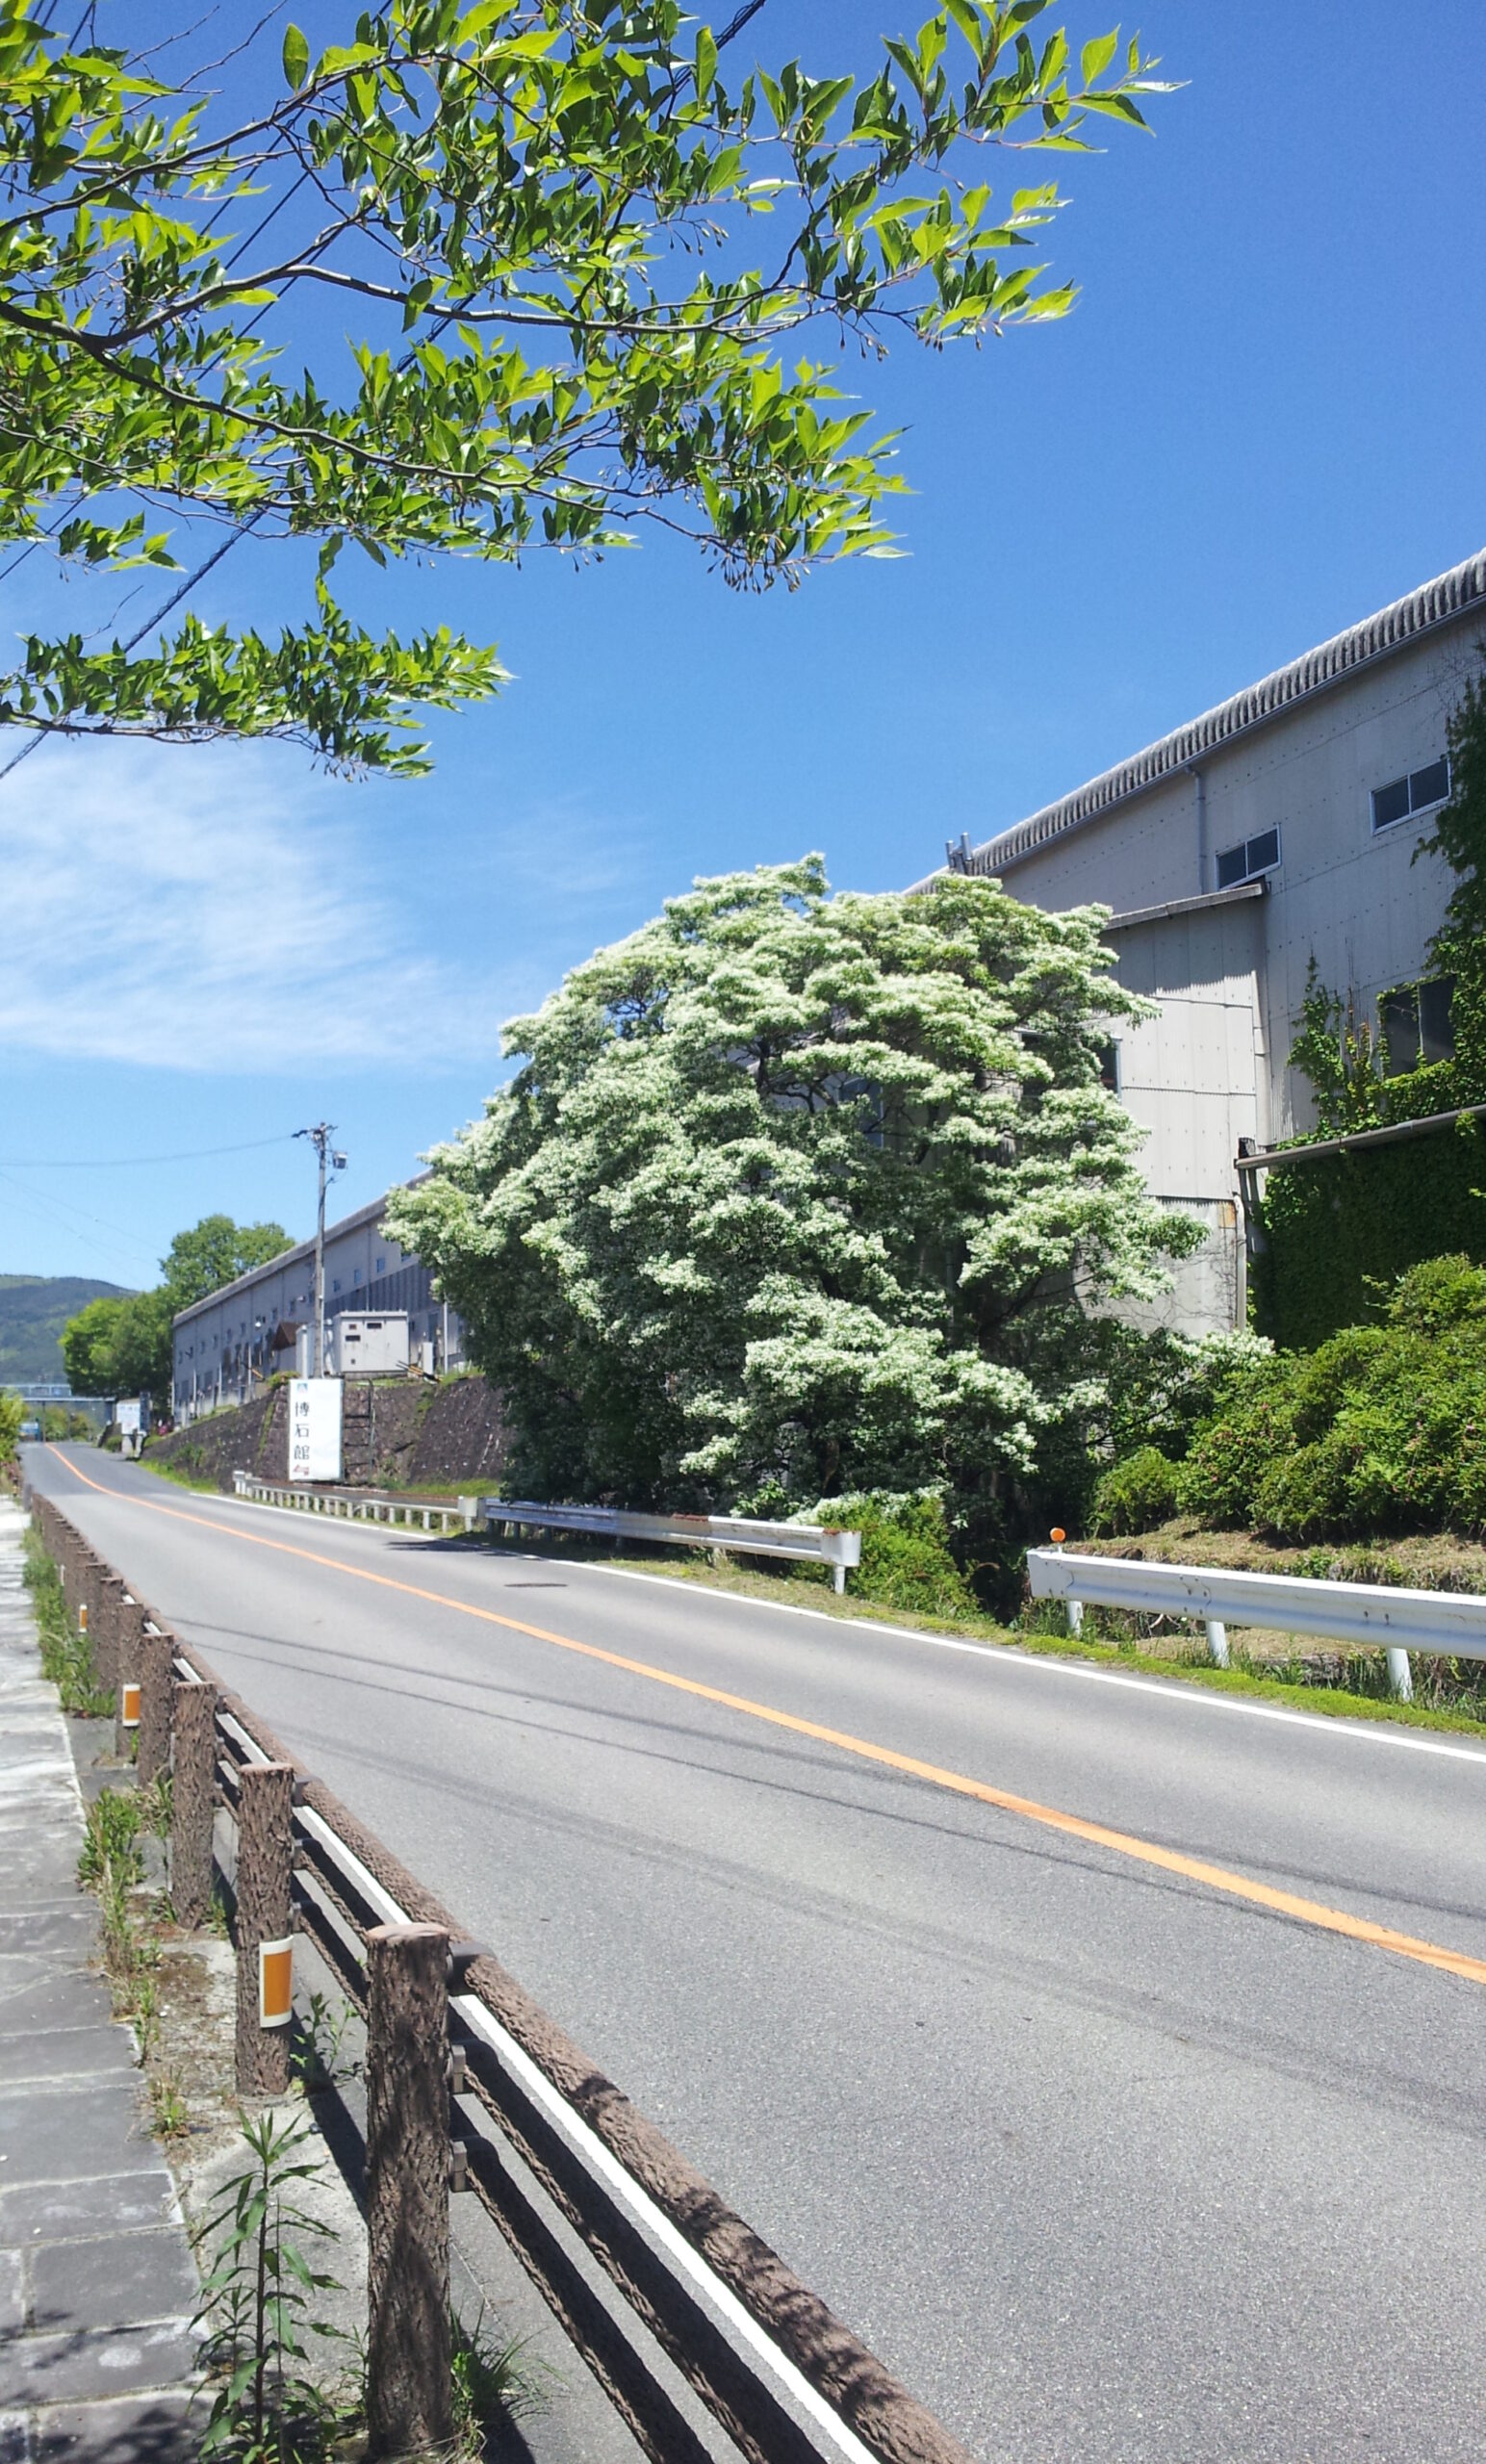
[{"x1": 43, "y1": 1445, "x2": 1486, "y2": 1989}]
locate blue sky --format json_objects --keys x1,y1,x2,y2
[{"x1": 3, "y1": 0, "x2": 1484, "y2": 1290}]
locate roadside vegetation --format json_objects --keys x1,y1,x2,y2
[
  {"x1": 1093, "y1": 1256, "x2": 1486, "y2": 1546},
  {"x1": 22, "y1": 1525, "x2": 113, "y2": 1715}
]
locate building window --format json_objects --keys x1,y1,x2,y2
[
  {"x1": 332, "y1": 1277, "x2": 341, "y2": 1295},
  {"x1": 375, "y1": 1255, "x2": 385, "y2": 1275},
  {"x1": 1096, "y1": 1039, "x2": 1121, "y2": 1094},
  {"x1": 353, "y1": 1267, "x2": 363, "y2": 1287},
  {"x1": 1216, "y1": 827, "x2": 1281, "y2": 890},
  {"x1": 1371, "y1": 757, "x2": 1449, "y2": 833},
  {"x1": 1380, "y1": 975, "x2": 1455, "y2": 1076}
]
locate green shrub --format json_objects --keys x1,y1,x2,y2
[
  {"x1": 1177, "y1": 1255, "x2": 1486, "y2": 1539},
  {"x1": 1385, "y1": 1251, "x2": 1486, "y2": 1335},
  {"x1": 810, "y1": 1493, "x2": 977, "y2": 1619},
  {"x1": 1089, "y1": 1447, "x2": 1181, "y2": 1536},
  {"x1": 1178, "y1": 1355, "x2": 1300, "y2": 1526}
]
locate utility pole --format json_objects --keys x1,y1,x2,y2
[{"x1": 295, "y1": 1123, "x2": 347, "y2": 1377}]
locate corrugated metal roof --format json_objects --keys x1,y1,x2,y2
[{"x1": 949, "y1": 546, "x2": 1486, "y2": 880}]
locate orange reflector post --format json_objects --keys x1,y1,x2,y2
[
  {"x1": 120, "y1": 1682, "x2": 141, "y2": 1729},
  {"x1": 259, "y1": 1937, "x2": 294, "y2": 2029},
  {"x1": 78, "y1": 1604, "x2": 89, "y2": 1632}
]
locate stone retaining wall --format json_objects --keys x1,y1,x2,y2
[{"x1": 147, "y1": 1374, "x2": 508, "y2": 1493}]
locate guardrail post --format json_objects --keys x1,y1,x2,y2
[
  {"x1": 365, "y1": 1922, "x2": 452, "y2": 2459},
  {"x1": 1205, "y1": 1619, "x2": 1230, "y2": 1669},
  {"x1": 235, "y1": 1761, "x2": 295, "y2": 2097},
  {"x1": 1387, "y1": 1646, "x2": 1414, "y2": 1703},
  {"x1": 170, "y1": 1676, "x2": 218, "y2": 1926},
  {"x1": 114, "y1": 1595, "x2": 145, "y2": 1757},
  {"x1": 137, "y1": 1629, "x2": 174, "y2": 1785}
]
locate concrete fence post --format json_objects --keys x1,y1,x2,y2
[
  {"x1": 97, "y1": 1573, "x2": 125, "y2": 1697},
  {"x1": 234, "y1": 1761, "x2": 295, "y2": 2097},
  {"x1": 114, "y1": 1596, "x2": 145, "y2": 1758},
  {"x1": 365, "y1": 1922, "x2": 452, "y2": 2459},
  {"x1": 137, "y1": 1629, "x2": 175, "y2": 1787},
  {"x1": 170, "y1": 1677, "x2": 218, "y2": 1927},
  {"x1": 85, "y1": 1555, "x2": 105, "y2": 1663}
]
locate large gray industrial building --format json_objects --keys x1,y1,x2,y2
[
  {"x1": 931, "y1": 546, "x2": 1486, "y2": 1331},
  {"x1": 171, "y1": 1180, "x2": 467, "y2": 1421}
]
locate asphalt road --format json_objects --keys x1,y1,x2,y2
[{"x1": 28, "y1": 1443, "x2": 1486, "y2": 2464}]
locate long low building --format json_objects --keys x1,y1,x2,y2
[
  {"x1": 927, "y1": 546, "x2": 1486, "y2": 1331},
  {"x1": 171, "y1": 1181, "x2": 467, "y2": 1421}
]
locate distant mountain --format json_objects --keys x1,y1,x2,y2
[{"x1": 0, "y1": 1274, "x2": 137, "y2": 1387}]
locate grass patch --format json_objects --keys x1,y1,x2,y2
[
  {"x1": 22, "y1": 1524, "x2": 113, "y2": 1715},
  {"x1": 145, "y1": 1456, "x2": 235, "y2": 1497}
]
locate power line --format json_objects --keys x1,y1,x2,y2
[{"x1": 0, "y1": 1132, "x2": 299, "y2": 1168}]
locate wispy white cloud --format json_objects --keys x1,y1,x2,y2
[{"x1": 0, "y1": 740, "x2": 524, "y2": 1072}]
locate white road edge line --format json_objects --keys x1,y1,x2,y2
[
  {"x1": 450, "y1": 1991, "x2": 882, "y2": 2464},
  {"x1": 83, "y1": 1467, "x2": 1486, "y2": 1770},
  {"x1": 289, "y1": 1786, "x2": 883, "y2": 2464}
]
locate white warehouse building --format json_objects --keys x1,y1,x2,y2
[
  {"x1": 930, "y1": 547, "x2": 1486, "y2": 1333},
  {"x1": 171, "y1": 1180, "x2": 467, "y2": 1421}
]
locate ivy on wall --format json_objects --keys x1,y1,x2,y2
[
  {"x1": 1256, "y1": 658, "x2": 1486, "y2": 1347},
  {"x1": 1251, "y1": 1115, "x2": 1486, "y2": 1349}
]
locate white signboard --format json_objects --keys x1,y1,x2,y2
[
  {"x1": 115, "y1": 1399, "x2": 141, "y2": 1435},
  {"x1": 289, "y1": 1377, "x2": 343, "y2": 1482}
]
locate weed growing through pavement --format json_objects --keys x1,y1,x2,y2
[
  {"x1": 289, "y1": 1990, "x2": 360, "y2": 2092},
  {"x1": 151, "y1": 2073, "x2": 190, "y2": 2139},
  {"x1": 137, "y1": 1767, "x2": 173, "y2": 1838},
  {"x1": 451, "y1": 2304, "x2": 551, "y2": 2445},
  {"x1": 194, "y1": 2108, "x2": 358, "y2": 2464},
  {"x1": 78, "y1": 1787, "x2": 144, "y2": 1889}
]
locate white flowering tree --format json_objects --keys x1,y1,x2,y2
[{"x1": 388, "y1": 858, "x2": 1195, "y2": 1541}]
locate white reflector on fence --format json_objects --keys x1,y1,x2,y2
[{"x1": 259, "y1": 1937, "x2": 294, "y2": 2028}]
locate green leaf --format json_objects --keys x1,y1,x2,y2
[
  {"x1": 1079, "y1": 29, "x2": 1118, "y2": 87},
  {"x1": 281, "y1": 23, "x2": 310, "y2": 90},
  {"x1": 694, "y1": 26, "x2": 717, "y2": 101}
]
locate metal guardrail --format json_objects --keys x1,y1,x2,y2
[
  {"x1": 1026, "y1": 1547, "x2": 1486, "y2": 1704},
  {"x1": 483, "y1": 1500, "x2": 863, "y2": 1592},
  {"x1": 32, "y1": 1490, "x2": 969, "y2": 2464},
  {"x1": 232, "y1": 1471, "x2": 476, "y2": 1533}
]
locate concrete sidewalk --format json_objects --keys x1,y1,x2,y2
[{"x1": 0, "y1": 1499, "x2": 199, "y2": 2463}]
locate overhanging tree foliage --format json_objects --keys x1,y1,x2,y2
[
  {"x1": 387, "y1": 858, "x2": 1195, "y2": 1549},
  {"x1": 0, "y1": 2, "x2": 1165, "y2": 771}
]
